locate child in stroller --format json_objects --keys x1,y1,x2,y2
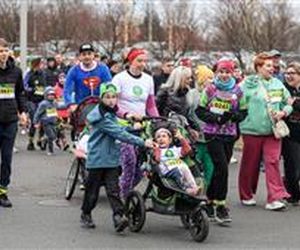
[
  {"x1": 73, "y1": 126, "x2": 90, "y2": 159},
  {"x1": 123, "y1": 116, "x2": 209, "y2": 242},
  {"x1": 153, "y1": 127, "x2": 201, "y2": 196}
]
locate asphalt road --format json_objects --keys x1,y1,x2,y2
[{"x1": 1, "y1": 133, "x2": 300, "y2": 249}]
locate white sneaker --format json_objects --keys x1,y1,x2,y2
[
  {"x1": 230, "y1": 156, "x2": 238, "y2": 164},
  {"x1": 265, "y1": 200, "x2": 286, "y2": 211},
  {"x1": 241, "y1": 198, "x2": 256, "y2": 206}
]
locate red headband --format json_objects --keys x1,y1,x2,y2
[
  {"x1": 127, "y1": 49, "x2": 146, "y2": 63},
  {"x1": 217, "y1": 60, "x2": 235, "y2": 73}
]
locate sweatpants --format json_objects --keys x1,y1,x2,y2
[
  {"x1": 43, "y1": 124, "x2": 56, "y2": 153},
  {"x1": 239, "y1": 135, "x2": 290, "y2": 203},
  {"x1": 282, "y1": 137, "x2": 300, "y2": 202}
]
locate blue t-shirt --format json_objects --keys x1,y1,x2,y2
[{"x1": 64, "y1": 62, "x2": 112, "y2": 105}]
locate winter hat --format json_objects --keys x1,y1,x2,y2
[
  {"x1": 31, "y1": 57, "x2": 42, "y2": 69},
  {"x1": 58, "y1": 72, "x2": 65, "y2": 78},
  {"x1": 154, "y1": 128, "x2": 172, "y2": 139},
  {"x1": 44, "y1": 86, "x2": 55, "y2": 97},
  {"x1": 100, "y1": 83, "x2": 117, "y2": 98},
  {"x1": 47, "y1": 57, "x2": 56, "y2": 62},
  {"x1": 127, "y1": 48, "x2": 146, "y2": 63},
  {"x1": 195, "y1": 65, "x2": 214, "y2": 86},
  {"x1": 179, "y1": 58, "x2": 192, "y2": 68},
  {"x1": 216, "y1": 60, "x2": 235, "y2": 73}
]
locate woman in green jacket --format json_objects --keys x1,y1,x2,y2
[{"x1": 239, "y1": 53, "x2": 292, "y2": 211}]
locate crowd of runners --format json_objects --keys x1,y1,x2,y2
[{"x1": 1, "y1": 36, "x2": 300, "y2": 234}]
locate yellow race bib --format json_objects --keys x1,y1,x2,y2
[
  {"x1": 0, "y1": 83, "x2": 15, "y2": 99},
  {"x1": 46, "y1": 108, "x2": 58, "y2": 118}
]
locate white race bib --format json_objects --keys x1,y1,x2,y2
[{"x1": 0, "y1": 83, "x2": 15, "y2": 99}]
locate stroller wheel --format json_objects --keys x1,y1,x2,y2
[
  {"x1": 125, "y1": 191, "x2": 146, "y2": 232},
  {"x1": 180, "y1": 214, "x2": 190, "y2": 229},
  {"x1": 64, "y1": 158, "x2": 81, "y2": 200},
  {"x1": 189, "y1": 207, "x2": 209, "y2": 242}
]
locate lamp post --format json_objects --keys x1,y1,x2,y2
[{"x1": 20, "y1": 0, "x2": 28, "y2": 73}]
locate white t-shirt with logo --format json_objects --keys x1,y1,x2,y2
[
  {"x1": 112, "y1": 71, "x2": 154, "y2": 116},
  {"x1": 159, "y1": 147, "x2": 188, "y2": 175}
]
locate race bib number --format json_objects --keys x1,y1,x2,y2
[
  {"x1": 35, "y1": 86, "x2": 44, "y2": 96},
  {"x1": 268, "y1": 89, "x2": 283, "y2": 103},
  {"x1": 46, "y1": 108, "x2": 58, "y2": 118},
  {"x1": 166, "y1": 159, "x2": 183, "y2": 167},
  {"x1": 209, "y1": 99, "x2": 231, "y2": 115},
  {"x1": 0, "y1": 83, "x2": 15, "y2": 99}
]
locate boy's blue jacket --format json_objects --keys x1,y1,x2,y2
[
  {"x1": 86, "y1": 104, "x2": 145, "y2": 169},
  {"x1": 33, "y1": 99, "x2": 58, "y2": 125},
  {"x1": 63, "y1": 63, "x2": 112, "y2": 106}
]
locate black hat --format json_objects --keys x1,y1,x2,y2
[
  {"x1": 47, "y1": 57, "x2": 55, "y2": 62},
  {"x1": 267, "y1": 50, "x2": 281, "y2": 57},
  {"x1": 79, "y1": 43, "x2": 94, "y2": 53}
]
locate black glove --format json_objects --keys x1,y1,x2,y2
[
  {"x1": 231, "y1": 110, "x2": 248, "y2": 123},
  {"x1": 216, "y1": 111, "x2": 233, "y2": 125}
]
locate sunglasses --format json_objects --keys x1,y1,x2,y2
[{"x1": 285, "y1": 72, "x2": 299, "y2": 75}]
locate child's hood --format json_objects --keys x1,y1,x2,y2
[{"x1": 87, "y1": 105, "x2": 104, "y2": 124}]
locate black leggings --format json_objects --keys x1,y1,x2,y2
[
  {"x1": 206, "y1": 137, "x2": 234, "y2": 201},
  {"x1": 282, "y1": 137, "x2": 300, "y2": 201}
]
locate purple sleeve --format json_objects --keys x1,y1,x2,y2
[{"x1": 146, "y1": 95, "x2": 159, "y2": 117}]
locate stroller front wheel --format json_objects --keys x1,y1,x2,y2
[
  {"x1": 125, "y1": 190, "x2": 146, "y2": 232},
  {"x1": 189, "y1": 207, "x2": 209, "y2": 242}
]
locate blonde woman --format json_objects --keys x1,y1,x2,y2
[{"x1": 156, "y1": 66, "x2": 193, "y2": 117}]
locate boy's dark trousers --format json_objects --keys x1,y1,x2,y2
[
  {"x1": 81, "y1": 167, "x2": 125, "y2": 217},
  {"x1": 28, "y1": 101, "x2": 43, "y2": 139},
  {"x1": 43, "y1": 123, "x2": 56, "y2": 153},
  {"x1": 0, "y1": 122, "x2": 18, "y2": 189}
]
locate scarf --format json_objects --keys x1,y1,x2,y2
[{"x1": 214, "y1": 76, "x2": 236, "y2": 91}]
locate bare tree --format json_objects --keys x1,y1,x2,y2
[
  {"x1": 0, "y1": 0, "x2": 19, "y2": 43},
  {"x1": 211, "y1": 0, "x2": 300, "y2": 68},
  {"x1": 139, "y1": 3, "x2": 167, "y2": 59},
  {"x1": 159, "y1": 0, "x2": 205, "y2": 59}
]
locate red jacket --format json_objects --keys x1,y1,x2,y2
[{"x1": 54, "y1": 83, "x2": 69, "y2": 119}]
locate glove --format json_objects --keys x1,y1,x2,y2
[{"x1": 216, "y1": 111, "x2": 232, "y2": 125}]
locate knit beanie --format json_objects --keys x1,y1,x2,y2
[
  {"x1": 100, "y1": 83, "x2": 117, "y2": 98},
  {"x1": 44, "y1": 86, "x2": 55, "y2": 97},
  {"x1": 216, "y1": 60, "x2": 235, "y2": 73},
  {"x1": 195, "y1": 65, "x2": 214, "y2": 87}
]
